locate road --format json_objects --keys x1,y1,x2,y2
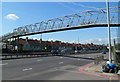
[{"x1": 2, "y1": 53, "x2": 110, "y2": 80}]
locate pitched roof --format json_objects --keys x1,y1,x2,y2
[
  {"x1": 27, "y1": 40, "x2": 41, "y2": 46},
  {"x1": 12, "y1": 38, "x2": 106, "y2": 47}
]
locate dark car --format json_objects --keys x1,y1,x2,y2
[
  {"x1": 102, "y1": 51, "x2": 106, "y2": 54},
  {"x1": 51, "y1": 50, "x2": 59, "y2": 54}
]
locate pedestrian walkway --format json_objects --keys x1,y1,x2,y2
[{"x1": 80, "y1": 61, "x2": 120, "y2": 80}]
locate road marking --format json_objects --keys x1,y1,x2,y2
[
  {"x1": 59, "y1": 62, "x2": 64, "y2": 64},
  {"x1": 77, "y1": 59, "x2": 80, "y2": 60},
  {"x1": 22, "y1": 68, "x2": 32, "y2": 71},
  {"x1": 6, "y1": 60, "x2": 13, "y2": 61},
  {"x1": 60, "y1": 57, "x2": 63, "y2": 58},
  {"x1": 0, "y1": 63, "x2": 8, "y2": 65},
  {"x1": 49, "y1": 65, "x2": 55, "y2": 67},
  {"x1": 37, "y1": 59, "x2": 42, "y2": 61}
]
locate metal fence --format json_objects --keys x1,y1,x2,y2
[
  {"x1": 1, "y1": 52, "x2": 63, "y2": 60},
  {"x1": 94, "y1": 55, "x2": 104, "y2": 64},
  {"x1": 113, "y1": 32, "x2": 120, "y2": 64}
]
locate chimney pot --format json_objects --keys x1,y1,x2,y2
[{"x1": 26, "y1": 37, "x2": 28, "y2": 41}]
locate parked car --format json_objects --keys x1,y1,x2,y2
[
  {"x1": 51, "y1": 50, "x2": 59, "y2": 54},
  {"x1": 102, "y1": 51, "x2": 106, "y2": 54}
]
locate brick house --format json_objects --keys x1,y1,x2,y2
[
  {"x1": 23, "y1": 38, "x2": 43, "y2": 51},
  {"x1": 10, "y1": 37, "x2": 107, "y2": 52}
]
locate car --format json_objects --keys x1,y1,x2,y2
[
  {"x1": 102, "y1": 51, "x2": 106, "y2": 54},
  {"x1": 51, "y1": 50, "x2": 59, "y2": 54}
]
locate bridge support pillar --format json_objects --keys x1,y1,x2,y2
[
  {"x1": 15, "y1": 37, "x2": 16, "y2": 41},
  {"x1": 17, "y1": 37, "x2": 19, "y2": 52}
]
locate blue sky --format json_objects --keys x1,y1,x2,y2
[
  {"x1": 2, "y1": 2, "x2": 119, "y2": 45},
  {"x1": 2, "y1": 0, "x2": 120, "y2": 2}
]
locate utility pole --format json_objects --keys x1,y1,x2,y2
[
  {"x1": 78, "y1": 37, "x2": 79, "y2": 44},
  {"x1": 106, "y1": 0, "x2": 112, "y2": 63}
]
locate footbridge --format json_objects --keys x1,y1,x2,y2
[{"x1": 1, "y1": 6, "x2": 120, "y2": 41}]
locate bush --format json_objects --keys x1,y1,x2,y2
[{"x1": 115, "y1": 43, "x2": 120, "y2": 50}]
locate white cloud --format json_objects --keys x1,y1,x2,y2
[
  {"x1": 98, "y1": 38, "x2": 102, "y2": 42},
  {"x1": 80, "y1": 38, "x2": 118, "y2": 45},
  {"x1": 33, "y1": 38, "x2": 38, "y2": 40},
  {"x1": 48, "y1": 38, "x2": 55, "y2": 41},
  {"x1": 80, "y1": 38, "x2": 107, "y2": 44},
  {"x1": 5, "y1": 14, "x2": 19, "y2": 20},
  {"x1": 70, "y1": 41, "x2": 76, "y2": 43}
]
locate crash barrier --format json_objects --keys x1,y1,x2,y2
[
  {"x1": 1, "y1": 50, "x2": 105, "y2": 60},
  {"x1": 1, "y1": 52, "x2": 64, "y2": 60},
  {"x1": 1, "y1": 54, "x2": 43, "y2": 60},
  {"x1": 60, "y1": 50, "x2": 103, "y2": 55},
  {"x1": 94, "y1": 55, "x2": 104, "y2": 64},
  {"x1": 59, "y1": 50, "x2": 75, "y2": 54}
]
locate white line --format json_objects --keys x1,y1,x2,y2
[
  {"x1": 22, "y1": 68, "x2": 32, "y2": 71},
  {"x1": 59, "y1": 62, "x2": 64, "y2": 64},
  {"x1": 0, "y1": 63, "x2": 8, "y2": 65},
  {"x1": 6, "y1": 60, "x2": 13, "y2": 61},
  {"x1": 37, "y1": 59, "x2": 42, "y2": 61},
  {"x1": 60, "y1": 57, "x2": 63, "y2": 58},
  {"x1": 77, "y1": 59, "x2": 81, "y2": 60}
]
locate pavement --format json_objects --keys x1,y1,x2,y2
[
  {"x1": 64, "y1": 53, "x2": 120, "y2": 80},
  {"x1": 78, "y1": 60, "x2": 120, "y2": 80}
]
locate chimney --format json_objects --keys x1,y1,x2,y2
[
  {"x1": 51, "y1": 40, "x2": 53, "y2": 44},
  {"x1": 40, "y1": 39, "x2": 42, "y2": 43},
  {"x1": 26, "y1": 37, "x2": 28, "y2": 41}
]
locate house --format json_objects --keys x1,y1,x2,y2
[
  {"x1": 11, "y1": 37, "x2": 43, "y2": 51},
  {"x1": 9, "y1": 37, "x2": 107, "y2": 52},
  {"x1": 23, "y1": 38, "x2": 43, "y2": 51},
  {"x1": 11, "y1": 38, "x2": 26, "y2": 51}
]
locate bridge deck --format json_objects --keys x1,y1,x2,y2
[{"x1": 12, "y1": 23, "x2": 120, "y2": 38}]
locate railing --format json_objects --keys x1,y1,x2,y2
[
  {"x1": 1, "y1": 50, "x2": 104, "y2": 60},
  {"x1": 113, "y1": 37, "x2": 120, "y2": 64},
  {"x1": 94, "y1": 55, "x2": 104, "y2": 64},
  {"x1": 1, "y1": 52, "x2": 63, "y2": 60}
]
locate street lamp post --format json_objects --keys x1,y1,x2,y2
[{"x1": 106, "y1": 0, "x2": 112, "y2": 63}]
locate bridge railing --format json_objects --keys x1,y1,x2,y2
[
  {"x1": 94, "y1": 55, "x2": 104, "y2": 64},
  {"x1": 1, "y1": 7, "x2": 120, "y2": 40},
  {"x1": 13, "y1": 7, "x2": 120, "y2": 36}
]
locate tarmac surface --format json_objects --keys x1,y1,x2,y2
[{"x1": 2, "y1": 53, "x2": 120, "y2": 80}]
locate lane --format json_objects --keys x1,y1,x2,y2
[
  {"x1": 2, "y1": 56, "x2": 65, "y2": 69},
  {"x1": 3, "y1": 56, "x2": 91, "y2": 80},
  {"x1": 2, "y1": 53, "x2": 109, "y2": 80},
  {"x1": 3, "y1": 52, "x2": 99, "y2": 69}
]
